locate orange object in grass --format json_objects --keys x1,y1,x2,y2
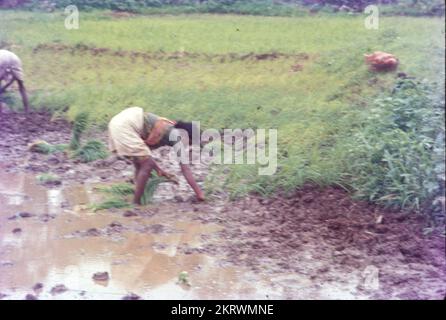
[{"x1": 364, "y1": 51, "x2": 399, "y2": 71}]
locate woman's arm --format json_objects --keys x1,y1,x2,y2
[
  {"x1": 17, "y1": 79, "x2": 29, "y2": 113},
  {"x1": 0, "y1": 77, "x2": 14, "y2": 94}
]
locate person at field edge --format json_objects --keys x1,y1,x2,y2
[
  {"x1": 0, "y1": 49, "x2": 29, "y2": 112},
  {"x1": 108, "y1": 106, "x2": 205, "y2": 204}
]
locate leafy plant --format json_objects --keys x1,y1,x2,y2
[
  {"x1": 74, "y1": 140, "x2": 108, "y2": 162},
  {"x1": 98, "y1": 183, "x2": 134, "y2": 196},
  {"x1": 36, "y1": 173, "x2": 61, "y2": 185},
  {"x1": 342, "y1": 78, "x2": 445, "y2": 213},
  {"x1": 91, "y1": 198, "x2": 130, "y2": 211},
  {"x1": 70, "y1": 112, "x2": 89, "y2": 150},
  {"x1": 2, "y1": 10, "x2": 444, "y2": 214},
  {"x1": 28, "y1": 140, "x2": 67, "y2": 154},
  {"x1": 177, "y1": 271, "x2": 191, "y2": 286},
  {"x1": 141, "y1": 172, "x2": 168, "y2": 205},
  {"x1": 95, "y1": 174, "x2": 167, "y2": 206}
]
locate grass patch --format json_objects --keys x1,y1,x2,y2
[
  {"x1": 36, "y1": 173, "x2": 61, "y2": 185},
  {"x1": 94, "y1": 175, "x2": 167, "y2": 208},
  {"x1": 340, "y1": 78, "x2": 445, "y2": 213},
  {"x1": 70, "y1": 111, "x2": 89, "y2": 150},
  {"x1": 1, "y1": 11, "x2": 444, "y2": 215},
  {"x1": 141, "y1": 173, "x2": 168, "y2": 205},
  {"x1": 91, "y1": 198, "x2": 131, "y2": 211},
  {"x1": 11, "y1": 1, "x2": 445, "y2": 17},
  {"x1": 28, "y1": 140, "x2": 68, "y2": 154},
  {"x1": 98, "y1": 183, "x2": 134, "y2": 197},
  {"x1": 94, "y1": 182, "x2": 133, "y2": 211},
  {"x1": 74, "y1": 140, "x2": 108, "y2": 162}
]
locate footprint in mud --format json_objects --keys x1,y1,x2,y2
[
  {"x1": 84, "y1": 228, "x2": 102, "y2": 237},
  {"x1": 33, "y1": 283, "x2": 44, "y2": 294},
  {"x1": 0, "y1": 261, "x2": 14, "y2": 267},
  {"x1": 138, "y1": 224, "x2": 171, "y2": 235},
  {"x1": 123, "y1": 210, "x2": 138, "y2": 217},
  {"x1": 148, "y1": 224, "x2": 165, "y2": 234},
  {"x1": 70, "y1": 223, "x2": 129, "y2": 240},
  {"x1": 8, "y1": 212, "x2": 35, "y2": 220},
  {"x1": 39, "y1": 214, "x2": 56, "y2": 223},
  {"x1": 121, "y1": 293, "x2": 141, "y2": 300},
  {"x1": 106, "y1": 222, "x2": 124, "y2": 234},
  {"x1": 174, "y1": 195, "x2": 184, "y2": 203},
  {"x1": 152, "y1": 242, "x2": 168, "y2": 251},
  {"x1": 50, "y1": 284, "x2": 68, "y2": 295},
  {"x1": 92, "y1": 272, "x2": 109, "y2": 282}
]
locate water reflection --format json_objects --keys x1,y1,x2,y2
[{"x1": 0, "y1": 169, "x2": 276, "y2": 300}]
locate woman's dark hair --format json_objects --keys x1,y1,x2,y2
[{"x1": 174, "y1": 121, "x2": 198, "y2": 145}]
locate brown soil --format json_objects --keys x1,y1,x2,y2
[
  {"x1": 32, "y1": 43, "x2": 310, "y2": 64},
  {"x1": 191, "y1": 187, "x2": 446, "y2": 299},
  {"x1": 0, "y1": 111, "x2": 445, "y2": 300}
]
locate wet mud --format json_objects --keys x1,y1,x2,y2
[{"x1": 0, "y1": 111, "x2": 445, "y2": 299}]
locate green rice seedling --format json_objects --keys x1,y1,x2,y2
[
  {"x1": 69, "y1": 112, "x2": 89, "y2": 150},
  {"x1": 98, "y1": 183, "x2": 134, "y2": 197},
  {"x1": 28, "y1": 140, "x2": 67, "y2": 154},
  {"x1": 2, "y1": 10, "x2": 444, "y2": 215},
  {"x1": 91, "y1": 198, "x2": 130, "y2": 211},
  {"x1": 36, "y1": 173, "x2": 61, "y2": 185},
  {"x1": 74, "y1": 140, "x2": 108, "y2": 162},
  {"x1": 141, "y1": 172, "x2": 168, "y2": 205}
]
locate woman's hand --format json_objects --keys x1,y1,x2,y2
[
  {"x1": 180, "y1": 163, "x2": 205, "y2": 202},
  {"x1": 196, "y1": 190, "x2": 206, "y2": 202},
  {"x1": 157, "y1": 169, "x2": 179, "y2": 185}
]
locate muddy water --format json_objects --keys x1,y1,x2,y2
[{"x1": 0, "y1": 169, "x2": 281, "y2": 300}]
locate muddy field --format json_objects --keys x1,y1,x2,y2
[{"x1": 0, "y1": 111, "x2": 445, "y2": 300}]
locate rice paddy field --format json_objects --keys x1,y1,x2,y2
[
  {"x1": 1, "y1": 10, "x2": 445, "y2": 197},
  {"x1": 1, "y1": 7, "x2": 445, "y2": 301}
]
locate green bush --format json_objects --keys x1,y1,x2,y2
[
  {"x1": 343, "y1": 78, "x2": 445, "y2": 213},
  {"x1": 380, "y1": 0, "x2": 445, "y2": 16},
  {"x1": 7, "y1": 0, "x2": 443, "y2": 16}
]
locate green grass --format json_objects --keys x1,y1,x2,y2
[
  {"x1": 91, "y1": 198, "x2": 131, "y2": 211},
  {"x1": 70, "y1": 111, "x2": 89, "y2": 150},
  {"x1": 98, "y1": 183, "x2": 135, "y2": 196},
  {"x1": 1, "y1": 10, "x2": 444, "y2": 205},
  {"x1": 28, "y1": 140, "x2": 68, "y2": 154},
  {"x1": 74, "y1": 140, "x2": 109, "y2": 162},
  {"x1": 141, "y1": 173, "x2": 169, "y2": 205},
  {"x1": 96, "y1": 177, "x2": 167, "y2": 207},
  {"x1": 12, "y1": 0, "x2": 446, "y2": 17},
  {"x1": 36, "y1": 173, "x2": 61, "y2": 184},
  {"x1": 94, "y1": 183, "x2": 133, "y2": 210}
]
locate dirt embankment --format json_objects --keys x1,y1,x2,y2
[
  {"x1": 192, "y1": 186, "x2": 445, "y2": 299},
  {"x1": 32, "y1": 43, "x2": 310, "y2": 64},
  {"x1": 0, "y1": 111, "x2": 445, "y2": 299}
]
